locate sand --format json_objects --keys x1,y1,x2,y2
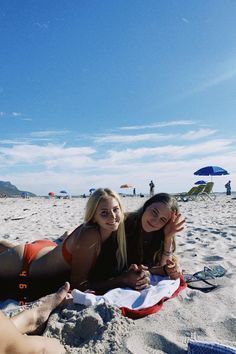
[{"x1": 0, "y1": 194, "x2": 236, "y2": 353}]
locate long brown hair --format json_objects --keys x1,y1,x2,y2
[{"x1": 125, "y1": 193, "x2": 179, "y2": 265}]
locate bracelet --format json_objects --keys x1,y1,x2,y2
[{"x1": 163, "y1": 264, "x2": 168, "y2": 276}]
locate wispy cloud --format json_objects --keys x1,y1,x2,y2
[
  {"x1": 34, "y1": 22, "x2": 49, "y2": 29},
  {"x1": 106, "y1": 139, "x2": 232, "y2": 162},
  {"x1": 193, "y1": 68, "x2": 236, "y2": 93},
  {"x1": 0, "y1": 139, "x2": 29, "y2": 145},
  {"x1": 95, "y1": 128, "x2": 217, "y2": 144},
  {"x1": 12, "y1": 112, "x2": 22, "y2": 117},
  {"x1": 165, "y1": 55, "x2": 236, "y2": 106},
  {"x1": 31, "y1": 130, "x2": 70, "y2": 138},
  {"x1": 182, "y1": 18, "x2": 190, "y2": 24},
  {"x1": 181, "y1": 128, "x2": 217, "y2": 140},
  {"x1": 183, "y1": 55, "x2": 236, "y2": 97},
  {"x1": 119, "y1": 120, "x2": 194, "y2": 130},
  {"x1": 95, "y1": 133, "x2": 175, "y2": 144},
  {"x1": 22, "y1": 118, "x2": 32, "y2": 121}
]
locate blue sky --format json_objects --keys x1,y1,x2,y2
[{"x1": 0, "y1": 0, "x2": 235, "y2": 195}]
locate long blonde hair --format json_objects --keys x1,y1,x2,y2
[{"x1": 84, "y1": 188, "x2": 127, "y2": 271}]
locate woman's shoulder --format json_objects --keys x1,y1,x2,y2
[
  {"x1": 69, "y1": 223, "x2": 95, "y2": 236},
  {"x1": 74, "y1": 224, "x2": 100, "y2": 244}
]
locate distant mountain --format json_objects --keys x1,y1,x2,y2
[{"x1": 0, "y1": 181, "x2": 36, "y2": 197}]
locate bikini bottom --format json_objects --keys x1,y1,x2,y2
[{"x1": 18, "y1": 240, "x2": 57, "y2": 304}]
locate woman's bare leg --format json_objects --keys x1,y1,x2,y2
[{"x1": 11, "y1": 282, "x2": 70, "y2": 334}]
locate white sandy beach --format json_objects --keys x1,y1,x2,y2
[{"x1": 0, "y1": 194, "x2": 236, "y2": 353}]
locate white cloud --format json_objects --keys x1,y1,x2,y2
[
  {"x1": 182, "y1": 18, "x2": 190, "y2": 24},
  {"x1": 31, "y1": 130, "x2": 70, "y2": 138},
  {"x1": 12, "y1": 112, "x2": 22, "y2": 117},
  {"x1": 183, "y1": 55, "x2": 236, "y2": 97},
  {"x1": 119, "y1": 120, "x2": 194, "y2": 130},
  {"x1": 0, "y1": 139, "x2": 28, "y2": 145},
  {"x1": 193, "y1": 68, "x2": 236, "y2": 93},
  {"x1": 95, "y1": 128, "x2": 217, "y2": 144},
  {"x1": 181, "y1": 128, "x2": 217, "y2": 140},
  {"x1": 95, "y1": 133, "x2": 175, "y2": 144},
  {"x1": 0, "y1": 144, "x2": 96, "y2": 166},
  {"x1": 0, "y1": 123, "x2": 235, "y2": 195},
  {"x1": 106, "y1": 139, "x2": 232, "y2": 162},
  {"x1": 34, "y1": 22, "x2": 49, "y2": 29},
  {"x1": 5, "y1": 147, "x2": 235, "y2": 195}
]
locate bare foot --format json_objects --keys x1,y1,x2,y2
[{"x1": 12, "y1": 282, "x2": 70, "y2": 334}]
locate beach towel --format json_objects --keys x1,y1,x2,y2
[
  {"x1": 188, "y1": 340, "x2": 236, "y2": 354},
  {"x1": 72, "y1": 275, "x2": 187, "y2": 319}
]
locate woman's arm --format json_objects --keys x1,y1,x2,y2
[
  {"x1": 70, "y1": 228, "x2": 100, "y2": 290},
  {"x1": 149, "y1": 259, "x2": 181, "y2": 279},
  {"x1": 160, "y1": 212, "x2": 185, "y2": 266},
  {"x1": 88, "y1": 265, "x2": 150, "y2": 292}
]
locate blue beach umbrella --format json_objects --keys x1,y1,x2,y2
[
  {"x1": 194, "y1": 180, "x2": 207, "y2": 185},
  {"x1": 194, "y1": 166, "x2": 229, "y2": 182},
  {"x1": 89, "y1": 188, "x2": 96, "y2": 193},
  {"x1": 194, "y1": 166, "x2": 229, "y2": 176}
]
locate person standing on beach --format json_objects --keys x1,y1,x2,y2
[
  {"x1": 0, "y1": 282, "x2": 70, "y2": 354},
  {"x1": 149, "y1": 180, "x2": 155, "y2": 197},
  {"x1": 225, "y1": 180, "x2": 231, "y2": 195}
]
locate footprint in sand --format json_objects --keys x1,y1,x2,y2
[{"x1": 126, "y1": 332, "x2": 186, "y2": 354}]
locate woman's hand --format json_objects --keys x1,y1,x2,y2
[
  {"x1": 164, "y1": 212, "x2": 185, "y2": 240},
  {"x1": 121, "y1": 264, "x2": 150, "y2": 291},
  {"x1": 164, "y1": 259, "x2": 182, "y2": 280}
]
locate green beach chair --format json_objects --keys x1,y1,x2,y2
[
  {"x1": 174, "y1": 186, "x2": 198, "y2": 201},
  {"x1": 197, "y1": 182, "x2": 216, "y2": 200},
  {"x1": 190, "y1": 184, "x2": 206, "y2": 200}
]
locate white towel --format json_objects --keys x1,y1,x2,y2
[{"x1": 72, "y1": 275, "x2": 180, "y2": 310}]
